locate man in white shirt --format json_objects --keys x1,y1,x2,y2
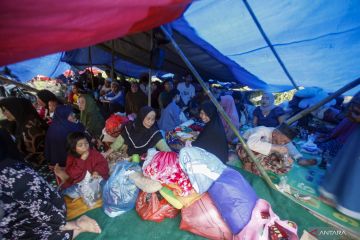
[
  {"x1": 177, "y1": 74, "x2": 195, "y2": 106},
  {"x1": 243, "y1": 124, "x2": 317, "y2": 166}
]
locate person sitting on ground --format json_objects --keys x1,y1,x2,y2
[
  {"x1": 0, "y1": 133, "x2": 101, "y2": 239},
  {"x1": 45, "y1": 105, "x2": 85, "y2": 168},
  {"x1": 102, "y1": 81, "x2": 125, "y2": 114},
  {"x1": 220, "y1": 95, "x2": 240, "y2": 142},
  {"x1": 253, "y1": 92, "x2": 286, "y2": 128},
  {"x1": 192, "y1": 101, "x2": 229, "y2": 163},
  {"x1": 103, "y1": 106, "x2": 171, "y2": 158},
  {"x1": 177, "y1": 74, "x2": 195, "y2": 107},
  {"x1": 125, "y1": 82, "x2": 147, "y2": 116},
  {"x1": 239, "y1": 124, "x2": 316, "y2": 175},
  {"x1": 158, "y1": 89, "x2": 187, "y2": 132},
  {"x1": 319, "y1": 91, "x2": 360, "y2": 220},
  {"x1": 232, "y1": 91, "x2": 250, "y2": 126},
  {"x1": 139, "y1": 73, "x2": 152, "y2": 96},
  {"x1": 36, "y1": 89, "x2": 62, "y2": 123},
  {"x1": 78, "y1": 94, "x2": 105, "y2": 139},
  {"x1": 99, "y1": 78, "x2": 112, "y2": 97},
  {"x1": 158, "y1": 80, "x2": 174, "y2": 110},
  {"x1": 54, "y1": 132, "x2": 109, "y2": 197},
  {"x1": 0, "y1": 97, "x2": 48, "y2": 167},
  {"x1": 68, "y1": 82, "x2": 84, "y2": 104}
]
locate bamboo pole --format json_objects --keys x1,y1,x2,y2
[
  {"x1": 0, "y1": 75, "x2": 39, "y2": 93},
  {"x1": 148, "y1": 30, "x2": 153, "y2": 107},
  {"x1": 111, "y1": 40, "x2": 115, "y2": 81},
  {"x1": 160, "y1": 26, "x2": 275, "y2": 189},
  {"x1": 286, "y1": 77, "x2": 360, "y2": 125},
  {"x1": 88, "y1": 47, "x2": 94, "y2": 89},
  {"x1": 242, "y1": 0, "x2": 299, "y2": 90}
]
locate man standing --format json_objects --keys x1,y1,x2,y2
[{"x1": 177, "y1": 74, "x2": 195, "y2": 106}]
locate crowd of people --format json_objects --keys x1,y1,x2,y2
[{"x1": 0, "y1": 69, "x2": 359, "y2": 238}]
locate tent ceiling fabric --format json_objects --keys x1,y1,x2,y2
[
  {"x1": 0, "y1": 0, "x2": 190, "y2": 67},
  {"x1": 62, "y1": 46, "x2": 167, "y2": 78},
  {"x1": 98, "y1": 25, "x2": 267, "y2": 88},
  {"x1": 181, "y1": 0, "x2": 360, "y2": 94}
]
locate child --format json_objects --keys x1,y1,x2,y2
[{"x1": 55, "y1": 132, "x2": 109, "y2": 198}]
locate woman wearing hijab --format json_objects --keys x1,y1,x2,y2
[
  {"x1": 253, "y1": 92, "x2": 285, "y2": 127},
  {"x1": 78, "y1": 94, "x2": 105, "y2": 138},
  {"x1": 104, "y1": 106, "x2": 171, "y2": 157},
  {"x1": 220, "y1": 95, "x2": 240, "y2": 142},
  {"x1": 0, "y1": 131, "x2": 102, "y2": 239},
  {"x1": 37, "y1": 89, "x2": 62, "y2": 123},
  {"x1": 125, "y1": 82, "x2": 147, "y2": 115},
  {"x1": 45, "y1": 105, "x2": 85, "y2": 167},
  {"x1": 192, "y1": 101, "x2": 229, "y2": 163},
  {"x1": 0, "y1": 97, "x2": 48, "y2": 167}
]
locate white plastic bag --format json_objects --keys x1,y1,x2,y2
[{"x1": 78, "y1": 171, "x2": 102, "y2": 208}]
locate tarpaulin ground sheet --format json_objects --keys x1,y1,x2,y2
[
  {"x1": 74, "y1": 167, "x2": 330, "y2": 240},
  {"x1": 230, "y1": 138, "x2": 360, "y2": 238},
  {"x1": 272, "y1": 140, "x2": 360, "y2": 237}
]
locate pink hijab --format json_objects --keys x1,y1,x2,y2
[{"x1": 220, "y1": 95, "x2": 240, "y2": 140}]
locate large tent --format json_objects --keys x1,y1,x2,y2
[{"x1": 1, "y1": 1, "x2": 360, "y2": 238}]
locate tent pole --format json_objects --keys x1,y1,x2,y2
[
  {"x1": 148, "y1": 30, "x2": 153, "y2": 107},
  {"x1": 88, "y1": 47, "x2": 94, "y2": 89},
  {"x1": 111, "y1": 40, "x2": 115, "y2": 81},
  {"x1": 242, "y1": 0, "x2": 299, "y2": 90},
  {"x1": 160, "y1": 26, "x2": 275, "y2": 189},
  {"x1": 286, "y1": 78, "x2": 360, "y2": 125}
]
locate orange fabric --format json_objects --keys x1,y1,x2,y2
[{"x1": 65, "y1": 196, "x2": 102, "y2": 220}]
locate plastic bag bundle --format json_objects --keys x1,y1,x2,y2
[
  {"x1": 179, "y1": 147, "x2": 226, "y2": 194},
  {"x1": 180, "y1": 193, "x2": 232, "y2": 240},
  {"x1": 143, "y1": 151, "x2": 193, "y2": 196},
  {"x1": 78, "y1": 171, "x2": 103, "y2": 208},
  {"x1": 208, "y1": 167, "x2": 258, "y2": 234},
  {"x1": 102, "y1": 161, "x2": 141, "y2": 217},
  {"x1": 136, "y1": 191, "x2": 179, "y2": 222}
]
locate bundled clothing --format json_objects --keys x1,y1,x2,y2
[
  {"x1": 192, "y1": 102, "x2": 228, "y2": 163},
  {"x1": 125, "y1": 89, "x2": 147, "y2": 114},
  {"x1": 111, "y1": 106, "x2": 171, "y2": 156},
  {"x1": 45, "y1": 105, "x2": 85, "y2": 167},
  {"x1": 0, "y1": 159, "x2": 72, "y2": 240},
  {"x1": 0, "y1": 97, "x2": 48, "y2": 167},
  {"x1": 220, "y1": 95, "x2": 240, "y2": 142},
  {"x1": 62, "y1": 149, "x2": 109, "y2": 190},
  {"x1": 80, "y1": 94, "x2": 105, "y2": 138}
]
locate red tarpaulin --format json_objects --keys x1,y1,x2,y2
[{"x1": 0, "y1": 0, "x2": 190, "y2": 66}]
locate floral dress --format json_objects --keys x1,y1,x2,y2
[{"x1": 0, "y1": 160, "x2": 72, "y2": 240}]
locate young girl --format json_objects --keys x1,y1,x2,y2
[{"x1": 55, "y1": 132, "x2": 109, "y2": 198}]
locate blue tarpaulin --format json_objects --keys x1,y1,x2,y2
[
  {"x1": 1, "y1": 0, "x2": 359, "y2": 94},
  {"x1": 179, "y1": 0, "x2": 360, "y2": 95},
  {"x1": 0, "y1": 53, "x2": 71, "y2": 82}
]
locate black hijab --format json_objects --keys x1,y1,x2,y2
[
  {"x1": 45, "y1": 105, "x2": 85, "y2": 166},
  {"x1": 192, "y1": 101, "x2": 229, "y2": 163},
  {"x1": 37, "y1": 89, "x2": 60, "y2": 107},
  {"x1": 0, "y1": 97, "x2": 48, "y2": 141},
  {"x1": 121, "y1": 106, "x2": 163, "y2": 156},
  {"x1": 0, "y1": 127, "x2": 22, "y2": 161}
]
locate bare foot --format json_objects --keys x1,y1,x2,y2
[{"x1": 76, "y1": 215, "x2": 101, "y2": 234}]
